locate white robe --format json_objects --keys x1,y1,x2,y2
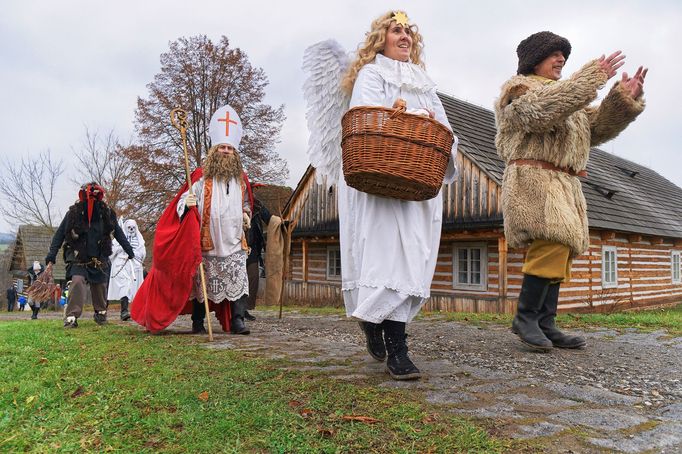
[
  {"x1": 107, "y1": 219, "x2": 146, "y2": 300},
  {"x1": 177, "y1": 176, "x2": 250, "y2": 302},
  {"x1": 340, "y1": 53, "x2": 458, "y2": 324}
]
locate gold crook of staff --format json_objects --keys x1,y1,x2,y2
[{"x1": 171, "y1": 108, "x2": 213, "y2": 342}]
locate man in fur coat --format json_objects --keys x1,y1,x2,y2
[
  {"x1": 46, "y1": 183, "x2": 135, "y2": 328},
  {"x1": 494, "y1": 31, "x2": 647, "y2": 351}
]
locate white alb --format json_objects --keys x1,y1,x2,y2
[{"x1": 304, "y1": 46, "x2": 459, "y2": 324}]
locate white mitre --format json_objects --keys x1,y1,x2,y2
[{"x1": 208, "y1": 104, "x2": 243, "y2": 150}]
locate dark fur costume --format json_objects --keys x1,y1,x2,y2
[
  {"x1": 46, "y1": 200, "x2": 132, "y2": 284},
  {"x1": 63, "y1": 201, "x2": 116, "y2": 261}
]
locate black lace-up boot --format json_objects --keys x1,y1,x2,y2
[
  {"x1": 359, "y1": 321, "x2": 386, "y2": 361},
  {"x1": 539, "y1": 283, "x2": 586, "y2": 349},
  {"x1": 511, "y1": 274, "x2": 553, "y2": 351},
  {"x1": 383, "y1": 320, "x2": 421, "y2": 380}
]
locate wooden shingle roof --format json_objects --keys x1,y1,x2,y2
[
  {"x1": 253, "y1": 185, "x2": 293, "y2": 217},
  {"x1": 10, "y1": 225, "x2": 66, "y2": 280},
  {"x1": 438, "y1": 92, "x2": 682, "y2": 240}
]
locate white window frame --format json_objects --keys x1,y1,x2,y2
[
  {"x1": 602, "y1": 246, "x2": 618, "y2": 288},
  {"x1": 672, "y1": 250, "x2": 681, "y2": 284},
  {"x1": 326, "y1": 246, "x2": 342, "y2": 281},
  {"x1": 452, "y1": 242, "x2": 488, "y2": 291}
]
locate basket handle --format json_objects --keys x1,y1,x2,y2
[{"x1": 390, "y1": 98, "x2": 407, "y2": 119}]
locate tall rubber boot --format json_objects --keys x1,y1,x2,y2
[
  {"x1": 511, "y1": 274, "x2": 553, "y2": 351},
  {"x1": 383, "y1": 320, "x2": 421, "y2": 380},
  {"x1": 120, "y1": 296, "x2": 131, "y2": 321},
  {"x1": 358, "y1": 321, "x2": 386, "y2": 361},
  {"x1": 539, "y1": 283, "x2": 586, "y2": 349},
  {"x1": 230, "y1": 296, "x2": 250, "y2": 335},
  {"x1": 191, "y1": 300, "x2": 206, "y2": 334}
]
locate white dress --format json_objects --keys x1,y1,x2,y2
[
  {"x1": 177, "y1": 176, "x2": 250, "y2": 302},
  {"x1": 107, "y1": 219, "x2": 146, "y2": 301},
  {"x1": 340, "y1": 53, "x2": 458, "y2": 323}
]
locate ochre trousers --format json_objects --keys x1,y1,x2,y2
[{"x1": 521, "y1": 239, "x2": 572, "y2": 282}]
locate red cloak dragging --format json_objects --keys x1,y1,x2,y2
[{"x1": 131, "y1": 169, "x2": 255, "y2": 333}]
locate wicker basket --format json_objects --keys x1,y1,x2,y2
[{"x1": 341, "y1": 105, "x2": 454, "y2": 201}]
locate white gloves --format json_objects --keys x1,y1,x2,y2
[
  {"x1": 185, "y1": 193, "x2": 198, "y2": 207},
  {"x1": 243, "y1": 212, "x2": 251, "y2": 231}
]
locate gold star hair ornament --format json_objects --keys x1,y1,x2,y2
[{"x1": 391, "y1": 11, "x2": 410, "y2": 27}]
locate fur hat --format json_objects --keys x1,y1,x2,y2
[{"x1": 516, "y1": 31, "x2": 571, "y2": 75}]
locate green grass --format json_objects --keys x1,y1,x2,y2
[
  {"x1": 0, "y1": 320, "x2": 508, "y2": 453},
  {"x1": 261, "y1": 304, "x2": 346, "y2": 316},
  {"x1": 427, "y1": 304, "x2": 682, "y2": 336},
  {"x1": 558, "y1": 304, "x2": 682, "y2": 335}
]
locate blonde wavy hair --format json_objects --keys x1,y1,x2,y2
[{"x1": 340, "y1": 11, "x2": 425, "y2": 95}]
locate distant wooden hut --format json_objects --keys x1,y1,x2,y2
[{"x1": 7, "y1": 225, "x2": 67, "y2": 289}]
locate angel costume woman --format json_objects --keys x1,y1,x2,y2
[{"x1": 303, "y1": 11, "x2": 458, "y2": 380}]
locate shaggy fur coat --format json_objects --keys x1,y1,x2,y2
[{"x1": 494, "y1": 60, "x2": 645, "y2": 256}]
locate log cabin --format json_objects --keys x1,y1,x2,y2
[{"x1": 281, "y1": 93, "x2": 682, "y2": 314}]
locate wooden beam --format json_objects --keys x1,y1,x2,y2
[
  {"x1": 302, "y1": 240, "x2": 309, "y2": 282},
  {"x1": 628, "y1": 234, "x2": 642, "y2": 243},
  {"x1": 600, "y1": 231, "x2": 616, "y2": 240},
  {"x1": 441, "y1": 230, "x2": 504, "y2": 241},
  {"x1": 498, "y1": 236, "x2": 508, "y2": 299},
  {"x1": 674, "y1": 239, "x2": 682, "y2": 247},
  {"x1": 291, "y1": 237, "x2": 338, "y2": 244},
  {"x1": 650, "y1": 237, "x2": 664, "y2": 245}
]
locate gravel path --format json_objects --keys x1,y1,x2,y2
[{"x1": 5, "y1": 308, "x2": 681, "y2": 453}]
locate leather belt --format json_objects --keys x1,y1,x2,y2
[{"x1": 509, "y1": 159, "x2": 587, "y2": 178}]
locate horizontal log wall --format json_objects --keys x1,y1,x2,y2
[
  {"x1": 285, "y1": 229, "x2": 682, "y2": 313},
  {"x1": 291, "y1": 154, "x2": 503, "y2": 235},
  {"x1": 554, "y1": 232, "x2": 682, "y2": 312}
]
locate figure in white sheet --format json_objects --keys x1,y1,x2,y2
[{"x1": 108, "y1": 219, "x2": 146, "y2": 321}]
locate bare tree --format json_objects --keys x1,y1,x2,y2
[
  {"x1": 71, "y1": 126, "x2": 134, "y2": 214},
  {"x1": 121, "y1": 35, "x2": 287, "y2": 233},
  {"x1": 0, "y1": 150, "x2": 64, "y2": 230}
]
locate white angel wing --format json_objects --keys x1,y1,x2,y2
[{"x1": 302, "y1": 39, "x2": 351, "y2": 186}]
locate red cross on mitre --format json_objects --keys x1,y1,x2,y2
[{"x1": 217, "y1": 111, "x2": 238, "y2": 136}]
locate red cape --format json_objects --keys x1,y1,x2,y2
[{"x1": 132, "y1": 168, "x2": 252, "y2": 333}]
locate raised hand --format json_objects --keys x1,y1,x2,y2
[
  {"x1": 597, "y1": 51, "x2": 626, "y2": 79},
  {"x1": 620, "y1": 66, "x2": 648, "y2": 98}
]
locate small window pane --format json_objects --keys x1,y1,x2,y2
[{"x1": 458, "y1": 271, "x2": 468, "y2": 284}]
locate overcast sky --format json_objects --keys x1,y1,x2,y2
[{"x1": 1, "y1": 0, "x2": 680, "y2": 233}]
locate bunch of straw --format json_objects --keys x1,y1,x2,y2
[{"x1": 27, "y1": 265, "x2": 57, "y2": 302}]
